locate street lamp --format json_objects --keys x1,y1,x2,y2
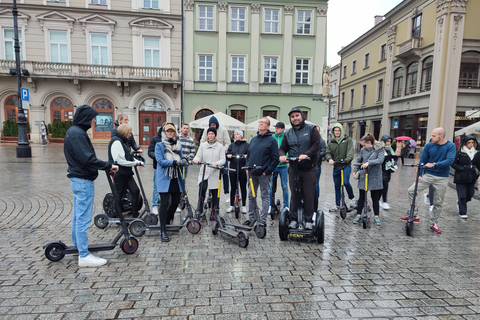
[{"x1": 12, "y1": 0, "x2": 31, "y2": 158}]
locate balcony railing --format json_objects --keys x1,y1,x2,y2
[
  {"x1": 404, "y1": 84, "x2": 416, "y2": 96},
  {"x1": 0, "y1": 60, "x2": 181, "y2": 82},
  {"x1": 396, "y1": 37, "x2": 422, "y2": 62},
  {"x1": 420, "y1": 81, "x2": 431, "y2": 92},
  {"x1": 459, "y1": 78, "x2": 480, "y2": 89}
]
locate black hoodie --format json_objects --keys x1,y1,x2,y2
[
  {"x1": 246, "y1": 130, "x2": 279, "y2": 176},
  {"x1": 147, "y1": 126, "x2": 163, "y2": 169},
  {"x1": 64, "y1": 105, "x2": 112, "y2": 180}
]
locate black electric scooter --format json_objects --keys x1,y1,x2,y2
[
  {"x1": 129, "y1": 164, "x2": 202, "y2": 237},
  {"x1": 353, "y1": 163, "x2": 372, "y2": 229},
  {"x1": 405, "y1": 163, "x2": 425, "y2": 236},
  {"x1": 278, "y1": 157, "x2": 325, "y2": 244},
  {"x1": 241, "y1": 165, "x2": 267, "y2": 239},
  {"x1": 43, "y1": 171, "x2": 139, "y2": 262},
  {"x1": 227, "y1": 154, "x2": 247, "y2": 219},
  {"x1": 269, "y1": 169, "x2": 282, "y2": 220}
]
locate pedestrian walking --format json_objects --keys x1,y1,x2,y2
[
  {"x1": 380, "y1": 134, "x2": 397, "y2": 210},
  {"x1": 64, "y1": 105, "x2": 118, "y2": 267},
  {"x1": 40, "y1": 121, "x2": 49, "y2": 146},
  {"x1": 395, "y1": 140, "x2": 405, "y2": 165},
  {"x1": 269, "y1": 122, "x2": 289, "y2": 212},
  {"x1": 352, "y1": 133, "x2": 385, "y2": 225},
  {"x1": 314, "y1": 125, "x2": 327, "y2": 211},
  {"x1": 226, "y1": 129, "x2": 249, "y2": 214},
  {"x1": 451, "y1": 135, "x2": 480, "y2": 219},
  {"x1": 401, "y1": 127, "x2": 456, "y2": 233}
]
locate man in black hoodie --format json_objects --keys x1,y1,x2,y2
[
  {"x1": 244, "y1": 117, "x2": 279, "y2": 236},
  {"x1": 148, "y1": 126, "x2": 163, "y2": 215},
  {"x1": 64, "y1": 105, "x2": 118, "y2": 267}
]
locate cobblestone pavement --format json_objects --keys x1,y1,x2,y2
[{"x1": 1, "y1": 143, "x2": 480, "y2": 320}]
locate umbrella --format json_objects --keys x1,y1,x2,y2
[
  {"x1": 189, "y1": 112, "x2": 246, "y2": 130},
  {"x1": 395, "y1": 136, "x2": 413, "y2": 141},
  {"x1": 409, "y1": 139, "x2": 417, "y2": 148}
]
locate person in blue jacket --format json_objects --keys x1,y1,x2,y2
[{"x1": 155, "y1": 123, "x2": 187, "y2": 242}]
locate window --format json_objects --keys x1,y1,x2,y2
[
  {"x1": 263, "y1": 57, "x2": 278, "y2": 84},
  {"x1": 198, "y1": 55, "x2": 213, "y2": 81},
  {"x1": 361, "y1": 85, "x2": 367, "y2": 105},
  {"x1": 377, "y1": 79, "x2": 384, "y2": 102},
  {"x1": 3, "y1": 29, "x2": 22, "y2": 60},
  {"x1": 49, "y1": 0, "x2": 66, "y2": 2},
  {"x1": 405, "y1": 62, "x2": 418, "y2": 95},
  {"x1": 143, "y1": 0, "x2": 159, "y2": 9},
  {"x1": 295, "y1": 59, "x2": 309, "y2": 84},
  {"x1": 296, "y1": 10, "x2": 311, "y2": 35},
  {"x1": 231, "y1": 110, "x2": 245, "y2": 123},
  {"x1": 144, "y1": 37, "x2": 160, "y2": 67},
  {"x1": 199, "y1": 5, "x2": 214, "y2": 31},
  {"x1": 50, "y1": 97, "x2": 74, "y2": 122},
  {"x1": 91, "y1": 0, "x2": 106, "y2": 4},
  {"x1": 342, "y1": 65, "x2": 347, "y2": 79},
  {"x1": 231, "y1": 7, "x2": 246, "y2": 32},
  {"x1": 421, "y1": 56, "x2": 433, "y2": 91},
  {"x1": 412, "y1": 14, "x2": 422, "y2": 38},
  {"x1": 231, "y1": 56, "x2": 245, "y2": 82},
  {"x1": 49, "y1": 30, "x2": 68, "y2": 63},
  {"x1": 392, "y1": 67, "x2": 404, "y2": 98},
  {"x1": 352, "y1": 61, "x2": 357, "y2": 74},
  {"x1": 349, "y1": 89, "x2": 354, "y2": 109},
  {"x1": 459, "y1": 51, "x2": 480, "y2": 88},
  {"x1": 264, "y1": 9, "x2": 279, "y2": 33},
  {"x1": 91, "y1": 33, "x2": 108, "y2": 65},
  {"x1": 380, "y1": 44, "x2": 386, "y2": 61},
  {"x1": 364, "y1": 53, "x2": 370, "y2": 68},
  {"x1": 341, "y1": 92, "x2": 345, "y2": 110},
  {"x1": 263, "y1": 110, "x2": 277, "y2": 119}
]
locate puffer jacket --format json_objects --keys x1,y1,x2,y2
[
  {"x1": 226, "y1": 140, "x2": 249, "y2": 172},
  {"x1": 451, "y1": 135, "x2": 480, "y2": 184},
  {"x1": 194, "y1": 141, "x2": 226, "y2": 189},
  {"x1": 354, "y1": 141, "x2": 385, "y2": 190}
]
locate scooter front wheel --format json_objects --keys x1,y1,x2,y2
[
  {"x1": 340, "y1": 206, "x2": 347, "y2": 219},
  {"x1": 129, "y1": 220, "x2": 146, "y2": 237},
  {"x1": 94, "y1": 214, "x2": 109, "y2": 229},
  {"x1": 120, "y1": 237, "x2": 138, "y2": 254},
  {"x1": 144, "y1": 214, "x2": 158, "y2": 226},
  {"x1": 316, "y1": 211, "x2": 325, "y2": 244},
  {"x1": 254, "y1": 224, "x2": 266, "y2": 239},
  {"x1": 187, "y1": 220, "x2": 202, "y2": 234},
  {"x1": 406, "y1": 221, "x2": 414, "y2": 236},
  {"x1": 238, "y1": 231, "x2": 249, "y2": 248},
  {"x1": 278, "y1": 208, "x2": 289, "y2": 241},
  {"x1": 234, "y1": 205, "x2": 240, "y2": 219},
  {"x1": 211, "y1": 220, "x2": 219, "y2": 235},
  {"x1": 44, "y1": 242, "x2": 66, "y2": 262},
  {"x1": 362, "y1": 216, "x2": 368, "y2": 229}
]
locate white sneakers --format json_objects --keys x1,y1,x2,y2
[
  {"x1": 429, "y1": 205, "x2": 434, "y2": 212},
  {"x1": 226, "y1": 206, "x2": 234, "y2": 213},
  {"x1": 78, "y1": 254, "x2": 107, "y2": 267},
  {"x1": 380, "y1": 202, "x2": 391, "y2": 210},
  {"x1": 348, "y1": 199, "x2": 357, "y2": 209},
  {"x1": 288, "y1": 221, "x2": 298, "y2": 229},
  {"x1": 176, "y1": 207, "x2": 181, "y2": 213},
  {"x1": 241, "y1": 206, "x2": 247, "y2": 213},
  {"x1": 305, "y1": 222, "x2": 313, "y2": 230},
  {"x1": 152, "y1": 206, "x2": 158, "y2": 215},
  {"x1": 225, "y1": 193, "x2": 230, "y2": 202}
]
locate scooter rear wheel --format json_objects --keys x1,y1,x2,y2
[
  {"x1": 315, "y1": 211, "x2": 325, "y2": 244},
  {"x1": 44, "y1": 243, "x2": 66, "y2": 262},
  {"x1": 234, "y1": 205, "x2": 240, "y2": 219},
  {"x1": 211, "y1": 220, "x2": 219, "y2": 235},
  {"x1": 144, "y1": 214, "x2": 158, "y2": 226},
  {"x1": 103, "y1": 193, "x2": 116, "y2": 218},
  {"x1": 238, "y1": 231, "x2": 249, "y2": 248},
  {"x1": 254, "y1": 224, "x2": 266, "y2": 239},
  {"x1": 129, "y1": 220, "x2": 146, "y2": 237},
  {"x1": 120, "y1": 237, "x2": 138, "y2": 254},
  {"x1": 187, "y1": 220, "x2": 202, "y2": 234},
  {"x1": 94, "y1": 214, "x2": 109, "y2": 229},
  {"x1": 278, "y1": 208, "x2": 289, "y2": 241}
]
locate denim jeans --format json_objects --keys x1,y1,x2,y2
[
  {"x1": 315, "y1": 165, "x2": 322, "y2": 198},
  {"x1": 333, "y1": 165, "x2": 355, "y2": 206},
  {"x1": 152, "y1": 169, "x2": 159, "y2": 207},
  {"x1": 70, "y1": 177, "x2": 95, "y2": 258},
  {"x1": 248, "y1": 174, "x2": 271, "y2": 224},
  {"x1": 269, "y1": 166, "x2": 289, "y2": 208}
]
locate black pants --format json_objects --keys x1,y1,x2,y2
[
  {"x1": 158, "y1": 192, "x2": 181, "y2": 227},
  {"x1": 357, "y1": 189, "x2": 382, "y2": 216},
  {"x1": 456, "y1": 182, "x2": 475, "y2": 216},
  {"x1": 114, "y1": 174, "x2": 141, "y2": 216},
  {"x1": 196, "y1": 180, "x2": 218, "y2": 216},
  {"x1": 382, "y1": 172, "x2": 391, "y2": 202},
  {"x1": 229, "y1": 172, "x2": 247, "y2": 206},
  {"x1": 289, "y1": 166, "x2": 317, "y2": 223}
]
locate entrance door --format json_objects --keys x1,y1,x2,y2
[{"x1": 139, "y1": 111, "x2": 166, "y2": 144}]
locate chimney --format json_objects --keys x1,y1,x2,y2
[{"x1": 374, "y1": 15, "x2": 384, "y2": 26}]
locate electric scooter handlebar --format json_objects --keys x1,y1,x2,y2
[
  {"x1": 197, "y1": 162, "x2": 225, "y2": 170},
  {"x1": 241, "y1": 165, "x2": 263, "y2": 170},
  {"x1": 284, "y1": 156, "x2": 311, "y2": 162},
  {"x1": 407, "y1": 163, "x2": 427, "y2": 168}
]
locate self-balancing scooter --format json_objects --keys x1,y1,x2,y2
[
  {"x1": 278, "y1": 157, "x2": 325, "y2": 244},
  {"x1": 405, "y1": 163, "x2": 426, "y2": 236},
  {"x1": 333, "y1": 160, "x2": 353, "y2": 219},
  {"x1": 43, "y1": 171, "x2": 139, "y2": 262},
  {"x1": 242, "y1": 165, "x2": 267, "y2": 239}
]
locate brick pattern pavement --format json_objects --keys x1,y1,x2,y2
[{"x1": 1, "y1": 144, "x2": 480, "y2": 319}]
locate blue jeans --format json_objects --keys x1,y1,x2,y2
[
  {"x1": 315, "y1": 165, "x2": 322, "y2": 198},
  {"x1": 269, "y1": 166, "x2": 289, "y2": 208},
  {"x1": 70, "y1": 177, "x2": 95, "y2": 258},
  {"x1": 152, "y1": 169, "x2": 159, "y2": 207},
  {"x1": 333, "y1": 165, "x2": 355, "y2": 206}
]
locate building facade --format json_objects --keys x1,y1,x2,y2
[
  {"x1": 183, "y1": 0, "x2": 328, "y2": 141},
  {"x1": 0, "y1": 0, "x2": 182, "y2": 144},
  {"x1": 337, "y1": 0, "x2": 479, "y2": 146}
]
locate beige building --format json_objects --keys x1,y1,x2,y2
[
  {"x1": 337, "y1": 0, "x2": 479, "y2": 146},
  {"x1": 0, "y1": 0, "x2": 182, "y2": 144}
]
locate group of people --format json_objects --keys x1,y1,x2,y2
[{"x1": 63, "y1": 104, "x2": 479, "y2": 268}]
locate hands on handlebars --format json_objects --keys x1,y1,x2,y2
[{"x1": 280, "y1": 156, "x2": 311, "y2": 163}]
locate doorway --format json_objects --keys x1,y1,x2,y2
[{"x1": 139, "y1": 111, "x2": 166, "y2": 144}]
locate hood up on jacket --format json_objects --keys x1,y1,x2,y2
[
  {"x1": 72, "y1": 105, "x2": 99, "y2": 131},
  {"x1": 209, "y1": 116, "x2": 220, "y2": 129},
  {"x1": 330, "y1": 123, "x2": 346, "y2": 142},
  {"x1": 461, "y1": 135, "x2": 478, "y2": 149}
]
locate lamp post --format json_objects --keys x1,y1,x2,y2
[{"x1": 12, "y1": 0, "x2": 31, "y2": 158}]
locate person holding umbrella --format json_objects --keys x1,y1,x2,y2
[{"x1": 395, "y1": 136, "x2": 413, "y2": 165}]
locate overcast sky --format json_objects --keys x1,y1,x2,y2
[{"x1": 327, "y1": 0, "x2": 403, "y2": 66}]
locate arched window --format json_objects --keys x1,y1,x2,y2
[
  {"x1": 4, "y1": 95, "x2": 29, "y2": 121},
  {"x1": 139, "y1": 98, "x2": 165, "y2": 111},
  {"x1": 459, "y1": 51, "x2": 480, "y2": 88},
  {"x1": 50, "y1": 97, "x2": 74, "y2": 122},
  {"x1": 405, "y1": 62, "x2": 418, "y2": 95},
  {"x1": 92, "y1": 98, "x2": 114, "y2": 138},
  {"x1": 194, "y1": 109, "x2": 213, "y2": 142},
  {"x1": 392, "y1": 68, "x2": 404, "y2": 98},
  {"x1": 421, "y1": 56, "x2": 433, "y2": 92}
]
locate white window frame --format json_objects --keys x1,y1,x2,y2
[
  {"x1": 379, "y1": 43, "x2": 386, "y2": 61},
  {"x1": 90, "y1": 0, "x2": 106, "y2": 5},
  {"x1": 143, "y1": 0, "x2": 159, "y2": 9},
  {"x1": 230, "y1": 55, "x2": 247, "y2": 83},
  {"x1": 90, "y1": 32, "x2": 110, "y2": 65},
  {"x1": 294, "y1": 57, "x2": 310, "y2": 85},
  {"x1": 44, "y1": 0, "x2": 69, "y2": 4},
  {"x1": 131, "y1": 0, "x2": 168, "y2": 12},
  {"x1": 364, "y1": 52, "x2": 370, "y2": 69},
  {"x1": 361, "y1": 84, "x2": 367, "y2": 106},
  {"x1": 85, "y1": 0, "x2": 110, "y2": 9},
  {"x1": 295, "y1": 9, "x2": 313, "y2": 35},
  {"x1": 143, "y1": 36, "x2": 161, "y2": 67},
  {"x1": 230, "y1": 6, "x2": 247, "y2": 33},
  {"x1": 2, "y1": 28, "x2": 24, "y2": 60},
  {"x1": 349, "y1": 89, "x2": 354, "y2": 109},
  {"x1": 263, "y1": 7, "x2": 281, "y2": 34},
  {"x1": 198, "y1": 53, "x2": 214, "y2": 82},
  {"x1": 351, "y1": 60, "x2": 357, "y2": 75},
  {"x1": 48, "y1": 30, "x2": 69, "y2": 63},
  {"x1": 262, "y1": 56, "x2": 279, "y2": 84},
  {"x1": 376, "y1": 78, "x2": 384, "y2": 102},
  {"x1": 197, "y1": 4, "x2": 215, "y2": 31}
]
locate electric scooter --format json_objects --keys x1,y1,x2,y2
[
  {"x1": 228, "y1": 154, "x2": 247, "y2": 219},
  {"x1": 241, "y1": 165, "x2": 268, "y2": 238},
  {"x1": 278, "y1": 157, "x2": 325, "y2": 244},
  {"x1": 405, "y1": 163, "x2": 425, "y2": 236},
  {"x1": 333, "y1": 160, "x2": 353, "y2": 219},
  {"x1": 269, "y1": 169, "x2": 282, "y2": 220},
  {"x1": 43, "y1": 171, "x2": 139, "y2": 262},
  {"x1": 353, "y1": 163, "x2": 372, "y2": 229}
]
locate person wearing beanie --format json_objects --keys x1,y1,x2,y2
[
  {"x1": 380, "y1": 134, "x2": 397, "y2": 210},
  {"x1": 269, "y1": 121, "x2": 289, "y2": 213},
  {"x1": 226, "y1": 130, "x2": 249, "y2": 213},
  {"x1": 193, "y1": 125, "x2": 226, "y2": 220}
]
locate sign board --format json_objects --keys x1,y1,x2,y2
[
  {"x1": 21, "y1": 87, "x2": 29, "y2": 101},
  {"x1": 35, "y1": 121, "x2": 42, "y2": 126},
  {"x1": 22, "y1": 100, "x2": 29, "y2": 110},
  {"x1": 466, "y1": 110, "x2": 480, "y2": 118},
  {"x1": 393, "y1": 121, "x2": 399, "y2": 129}
]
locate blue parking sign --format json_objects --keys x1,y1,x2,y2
[{"x1": 21, "y1": 87, "x2": 29, "y2": 101}]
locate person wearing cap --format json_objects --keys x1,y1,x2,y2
[
  {"x1": 155, "y1": 123, "x2": 186, "y2": 242},
  {"x1": 279, "y1": 108, "x2": 320, "y2": 230},
  {"x1": 244, "y1": 117, "x2": 279, "y2": 235},
  {"x1": 64, "y1": 105, "x2": 119, "y2": 267},
  {"x1": 200, "y1": 115, "x2": 232, "y2": 203},
  {"x1": 226, "y1": 130, "x2": 249, "y2": 213},
  {"x1": 269, "y1": 121, "x2": 289, "y2": 212},
  {"x1": 193, "y1": 126, "x2": 226, "y2": 220}
]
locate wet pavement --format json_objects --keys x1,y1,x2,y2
[{"x1": 1, "y1": 143, "x2": 480, "y2": 320}]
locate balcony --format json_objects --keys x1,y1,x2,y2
[
  {"x1": 459, "y1": 78, "x2": 480, "y2": 89},
  {"x1": 396, "y1": 37, "x2": 422, "y2": 63}
]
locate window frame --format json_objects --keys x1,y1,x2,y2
[
  {"x1": 197, "y1": 4, "x2": 215, "y2": 31},
  {"x1": 380, "y1": 44, "x2": 387, "y2": 61},
  {"x1": 90, "y1": 32, "x2": 109, "y2": 65},
  {"x1": 230, "y1": 55, "x2": 246, "y2": 83},
  {"x1": 263, "y1": 56, "x2": 279, "y2": 84},
  {"x1": 230, "y1": 6, "x2": 247, "y2": 33},
  {"x1": 412, "y1": 14, "x2": 422, "y2": 38},
  {"x1": 351, "y1": 60, "x2": 357, "y2": 75},
  {"x1": 294, "y1": 58, "x2": 310, "y2": 85},
  {"x1": 405, "y1": 62, "x2": 418, "y2": 96},
  {"x1": 296, "y1": 9, "x2": 312, "y2": 35},
  {"x1": 421, "y1": 56, "x2": 433, "y2": 92},
  {"x1": 90, "y1": 0, "x2": 107, "y2": 5},
  {"x1": 143, "y1": 36, "x2": 161, "y2": 68},
  {"x1": 263, "y1": 7, "x2": 281, "y2": 34},
  {"x1": 392, "y1": 67, "x2": 404, "y2": 98},
  {"x1": 197, "y1": 53, "x2": 214, "y2": 82},
  {"x1": 2, "y1": 28, "x2": 24, "y2": 61},
  {"x1": 48, "y1": 30, "x2": 69, "y2": 63},
  {"x1": 364, "y1": 52, "x2": 370, "y2": 69},
  {"x1": 341, "y1": 92, "x2": 345, "y2": 110},
  {"x1": 342, "y1": 65, "x2": 347, "y2": 79},
  {"x1": 143, "y1": 0, "x2": 159, "y2": 9},
  {"x1": 376, "y1": 78, "x2": 384, "y2": 102},
  {"x1": 361, "y1": 84, "x2": 367, "y2": 106},
  {"x1": 349, "y1": 89, "x2": 354, "y2": 109}
]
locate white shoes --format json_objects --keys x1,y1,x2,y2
[
  {"x1": 152, "y1": 206, "x2": 158, "y2": 215},
  {"x1": 380, "y1": 202, "x2": 391, "y2": 210},
  {"x1": 176, "y1": 207, "x2": 181, "y2": 213},
  {"x1": 348, "y1": 199, "x2": 357, "y2": 209},
  {"x1": 460, "y1": 214, "x2": 468, "y2": 219},
  {"x1": 241, "y1": 206, "x2": 247, "y2": 213},
  {"x1": 424, "y1": 193, "x2": 429, "y2": 205},
  {"x1": 225, "y1": 193, "x2": 230, "y2": 203},
  {"x1": 78, "y1": 254, "x2": 107, "y2": 267},
  {"x1": 288, "y1": 221, "x2": 298, "y2": 229},
  {"x1": 226, "y1": 206, "x2": 234, "y2": 213},
  {"x1": 429, "y1": 205, "x2": 434, "y2": 212}
]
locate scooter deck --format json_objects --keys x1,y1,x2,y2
[
  {"x1": 62, "y1": 243, "x2": 117, "y2": 254},
  {"x1": 225, "y1": 221, "x2": 253, "y2": 231},
  {"x1": 219, "y1": 228, "x2": 241, "y2": 238},
  {"x1": 288, "y1": 228, "x2": 316, "y2": 240}
]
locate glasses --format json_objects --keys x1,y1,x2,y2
[{"x1": 259, "y1": 121, "x2": 269, "y2": 125}]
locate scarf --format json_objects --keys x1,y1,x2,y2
[
  {"x1": 161, "y1": 131, "x2": 182, "y2": 179},
  {"x1": 462, "y1": 145, "x2": 476, "y2": 161}
]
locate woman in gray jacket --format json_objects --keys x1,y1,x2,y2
[{"x1": 353, "y1": 133, "x2": 385, "y2": 225}]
